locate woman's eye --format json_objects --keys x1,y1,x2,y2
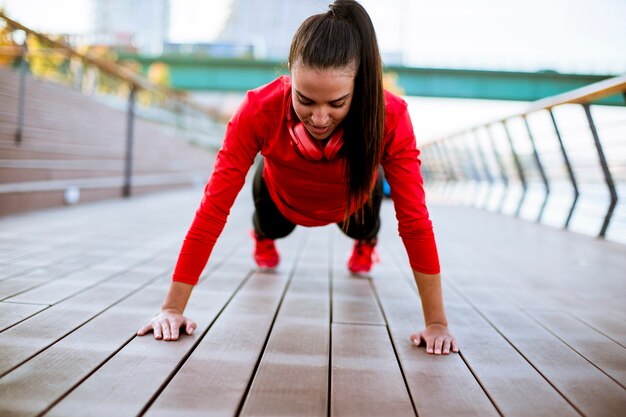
[
  {"x1": 331, "y1": 102, "x2": 346, "y2": 109},
  {"x1": 297, "y1": 97, "x2": 312, "y2": 106}
]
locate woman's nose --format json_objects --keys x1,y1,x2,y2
[{"x1": 311, "y1": 109, "x2": 329, "y2": 126}]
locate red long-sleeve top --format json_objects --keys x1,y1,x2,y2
[{"x1": 172, "y1": 76, "x2": 440, "y2": 285}]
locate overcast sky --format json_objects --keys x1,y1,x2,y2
[{"x1": 2, "y1": 0, "x2": 625, "y2": 74}]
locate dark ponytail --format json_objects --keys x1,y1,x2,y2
[{"x1": 289, "y1": 0, "x2": 385, "y2": 226}]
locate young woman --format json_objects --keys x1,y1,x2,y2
[{"x1": 138, "y1": 0, "x2": 459, "y2": 355}]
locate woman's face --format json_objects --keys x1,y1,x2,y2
[{"x1": 291, "y1": 63, "x2": 355, "y2": 141}]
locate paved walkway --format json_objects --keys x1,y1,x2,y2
[{"x1": 0, "y1": 185, "x2": 625, "y2": 416}]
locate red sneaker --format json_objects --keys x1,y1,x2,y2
[
  {"x1": 252, "y1": 231, "x2": 279, "y2": 269},
  {"x1": 347, "y1": 239, "x2": 379, "y2": 274}
]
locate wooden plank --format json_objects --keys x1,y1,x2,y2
[
  {"x1": 0, "y1": 269, "x2": 164, "y2": 376},
  {"x1": 240, "y1": 244, "x2": 330, "y2": 417},
  {"x1": 569, "y1": 310, "x2": 626, "y2": 347},
  {"x1": 0, "y1": 262, "x2": 38, "y2": 280},
  {"x1": 331, "y1": 323, "x2": 415, "y2": 417},
  {"x1": 0, "y1": 301, "x2": 47, "y2": 332},
  {"x1": 240, "y1": 277, "x2": 329, "y2": 416},
  {"x1": 529, "y1": 310, "x2": 626, "y2": 387},
  {"x1": 330, "y1": 232, "x2": 385, "y2": 326},
  {"x1": 45, "y1": 235, "x2": 295, "y2": 417},
  {"x1": 6, "y1": 266, "x2": 145, "y2": 305},
  {"x1": 26, "y1": 229, "x2": 249, "y2": 416},
  {"x1": 368, "y1": 219, "x2": 500, "y2": 417},
  {"x1": 462, "y1": 287, "x2": 626, "y2": 417},
  {"x1": 332, "y1": 273, "x2": 385, "y2": 326},
  {"x1": 0, "y1": 265, "x2": 83, "y2": 300},
  {"x1": 442, "y1": 290, "x2": 579, "y2": 417},
  {"x1": 2, "y1": 254, "x2": 251, "y2": 417},
  {"x1": 142, "y1": 241, "x2": 300, "y2": 417},
  {"x1": 0, "y1": 281, "x2": 170, "y2": 416}
]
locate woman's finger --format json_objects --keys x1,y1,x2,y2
[
  {"x1": 433, "y1": 336, "x2": 444, "y2": 354},
  {"x1": 185, "y1": 319, "x2": 197, "y2": 335},
  {"x1": 451, "y1": 338, "x2": 460, "y2": 353},
  {"x1": 162, "y1": 320, "x2": 171, "y2": 341},
  {"x1": 425, "y1": 335, "x2": 435, "y2": 353},
  {"x1": 170, "y1": 319, "x2": 180, "y2": 341},
  {"x1": 410, "y1": 332, "x2": 422, "y2": 346},
  {"x1": 137, "y1": 322, "x2": 153, "y2": 336},
  {"x1": 442, "y1": 339, "x2": 451, "y2": 355},
  {"x1": 153, "y1": 322, "x2": 163, "y2": 340}
]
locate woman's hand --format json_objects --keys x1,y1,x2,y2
[
  {"x1": 137, "y1": 309, "x2": 197, "y2": 341},
  {"x1": 410, "y1": 323, "x2": 459, "y2": 355}
]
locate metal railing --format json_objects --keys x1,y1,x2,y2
[
  {"x1": 421, "y1": 74, "x2": 626, "y2": 243},
  {"x1": 0, "y1": 12, "x2": 224, "y2": 197}
]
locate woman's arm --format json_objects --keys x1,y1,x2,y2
[
  {"x1": 137, "y1": 281, "x2": 197, "y2": 341},
  {"x1": 409, "y1": 270, "x2": 459, "y2": 354}
]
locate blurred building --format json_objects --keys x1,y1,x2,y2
[
  {"x1": 216, "y1": 0, "x2": 404, "y2": 63},
  {"x1": 217, "y1": 0, "x2": 329, "y2": 60},
  {"x1": 91, "y1": 0, "x2": 170, "y2": 55}
]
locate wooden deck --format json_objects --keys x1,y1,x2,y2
[{"x1": 0, "y1": 184, "x2": 625, "y2": 417}]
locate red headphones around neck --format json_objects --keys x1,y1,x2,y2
[{"x1": 287, "y1": 107, "x2": 344, "y2": 162}]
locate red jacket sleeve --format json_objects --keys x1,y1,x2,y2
[
  {"x1": 382, "y1": 104, "x2": 440, "y2": 274},
  {"x1": 172, "y1": 91, "x2": 262, "y2": 285}
]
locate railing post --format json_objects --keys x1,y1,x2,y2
[
  {"x1": 548, "y1": 109, "x2": 579, "y2": 229},
  {"x1": 454, "y1": 133, "x2": 482, "y2": 206},
  {"x1": 15, "y1": 41, "x2": 28, "y2": 145},
  {"x1": 421, "y1": 147, "x2": 433, "y2": 183},
  {"x1": 486, "y1": 125, "x2": 509, "y2": 212},
  {"x1": 458, "y1": 132, "x2": 482, "y2": 182},
  {"x1": 123, "y1": 86, "x2": 137, "y2": 198},
  {"x1": 522, "y1": 116, "x2": 550, "y2": 222},
  {"x1": 471, "y1": 129, "x2": 494, "y2": 208},
  {"x1": 435, "y1": 141, "x2": 456, "y2": 182},
  {"x1": 502, "y1": 120, "x2": 527, "y2": 217},
  {"x1": 439, "y1": 139, "x2": 460, "y2": 197},
  {"x1": 582, "y1": 104, "x2": 618, "y2": 238},
  {"x1": 429, "y1": 142, "x2": 448, "y2": 184},
  {"x1": 472, "y1": 129, "x2": 494, "y2": 184}
]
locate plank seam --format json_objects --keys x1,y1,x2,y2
[
  {"x1": 4, "y1": 243, "x2": 170, "y2": 305},
  {"x1": 0, "y1": 305, "x2": 51, "y2": 333},
  {"x1": 382, "y1": 241, "x2": 507, "y2": 417},
  {"x1": 234, "y1": 232, "x2": 308, "y2": 417},
  {"x1": 331, "y1": 320, "x2": 387, "y2": 327},
  {"x1": 35, "y1": 332, "x2": 139, "y2": 417},
  {"x1": 568, "y1": 312, "x2": 626, "y2": 350},
  {"x1": 0, "y1": 271, "x2": 169, "y2": 379},
  {"x1": 0, "y1": 238, "x2": 154, "y2": 299},
  {"x1": 327, "y1": 227, "x2": 334, "y2": 417},
  {"x1": 525, "y1": 311, "x2": 626, "y2": 390},
  {"x1": 37, "y1": 234, "x2": 250, "y2": 416},
  {"x1": 444, "y1": 280, "x2": 587, "y2": 417},
  {"x1": 368, "y1": 279, "x2": 419, "y2": 417},
  {"x1": 0, "y1": 300, "x2": 51, "y2": 306}
]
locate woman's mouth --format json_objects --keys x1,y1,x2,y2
[{"x1": 308, "y1": 124, "x2": 331, "y2": 136}]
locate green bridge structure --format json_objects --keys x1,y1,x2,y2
[{"x1": 119, "y1": 52, "x2": 623, "y2": 106}]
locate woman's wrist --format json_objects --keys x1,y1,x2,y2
[
  {"x1": 426, "y1": 320, "x2": 449, "y2": 327},
  {"x1": 160, "y1": 305, "x2": 184, "y2": 314}
]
